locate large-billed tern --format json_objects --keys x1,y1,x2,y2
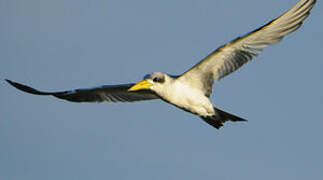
[{"x1": 7, "y1": 0, "x2": 316, "y2": 129}]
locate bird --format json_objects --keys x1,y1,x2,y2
[{"x1": 6, "y1": 0, "x2": 316, "y2": 129}]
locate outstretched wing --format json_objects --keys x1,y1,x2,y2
[
  {"x1": 6, "y1": 79, "x2": 159, "y2": 103},
  {"x1": 179, "y1": 0, "x2": 316, "y2": 97}
]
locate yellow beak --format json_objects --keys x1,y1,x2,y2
[{"x1": 128, "y1": 80, "x2": 153, "y2": 92}]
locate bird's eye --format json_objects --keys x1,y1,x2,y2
[{"x1": 152, "y1": 77, "x2": 165, "y2": 83}]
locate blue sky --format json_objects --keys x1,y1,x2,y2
[{"x1": 1, "y1": 0, "x2": 323, "y2": 179}]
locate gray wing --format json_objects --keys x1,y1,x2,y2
[
  {"x1": 6, "y1": 79, "x2": 159, "y2": 103},
  {"x1": 179, "y1": 0, "x2": 316, "y2": 97}
]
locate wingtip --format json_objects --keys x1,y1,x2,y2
[
  {"x1": 5, "y1": 79, "x2": 12, "y2": 83},
  {"x1": 5, "y1": 79, "x2": 17, "y2": 87},
  {"x1": 6, "y1": 79, "x2": 21, "y2": 88},
  {"x1": 5, "y1": 79, "x2": 52, "y2": 95}
]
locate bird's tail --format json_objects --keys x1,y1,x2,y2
[{"x1": 200, "y1": 107, "x2": 247, "y2": 129}]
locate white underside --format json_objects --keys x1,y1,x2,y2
[{"x1": 153, "y1": 80, "x2": 215, "y2": 116}]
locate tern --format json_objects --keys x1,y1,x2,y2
[{"x1": 6, "y1": 0, "x2": 316, "y2": 129}]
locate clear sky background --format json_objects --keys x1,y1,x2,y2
[{"x1": 1, "y1": 0, "x2": 322, "y2": 179}]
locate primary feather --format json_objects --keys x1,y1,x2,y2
[{"x1": 181, "y1": 0, "x2": 316, "y2": 97}]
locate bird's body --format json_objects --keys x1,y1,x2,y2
[
  {"x1": 6, "y1": 0, "x2": 316, "y2": 129},
  {"x1": 152, "y1": 75, "x2": 214, "y2": 116}
]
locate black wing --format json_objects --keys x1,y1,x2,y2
[{"x1": 6, "y1": 79, "x2": 159, "y2": 103}]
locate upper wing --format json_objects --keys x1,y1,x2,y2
[
  {"x1": 179, "y1": 0, "x2": 316, "y2": 97},
  {"x1": 6, "y1": 79, "x2": 159, "y2": 103}
]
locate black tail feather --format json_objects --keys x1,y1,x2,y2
[{"x1": 201, "y1": 107, "x2": 247, "y2": 129}]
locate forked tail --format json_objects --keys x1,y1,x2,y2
[{"x1": 200, "y1": 107, "x2": 247, "y2": 129}]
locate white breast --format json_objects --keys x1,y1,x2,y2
[{"x1": 158, "y1": 81, "x2": 215, "y2": 116}]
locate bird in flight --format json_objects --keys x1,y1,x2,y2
[{"x1": 7, "y1": 0, "x2": 316, "y2": 129}]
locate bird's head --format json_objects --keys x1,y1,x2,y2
[{"x1": 128, "y1": 72, "x2": 172, "y2": 93}]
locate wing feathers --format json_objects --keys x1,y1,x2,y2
[
  {"x1": 214, "y1": 0, "x2": 315, "y2": 81},
  {"x1": 180, "y1": 0, "x2": 315, "y2": 96},
  {"x1": 6, "y1": 79, "x2": 159, "y2": 103}
]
